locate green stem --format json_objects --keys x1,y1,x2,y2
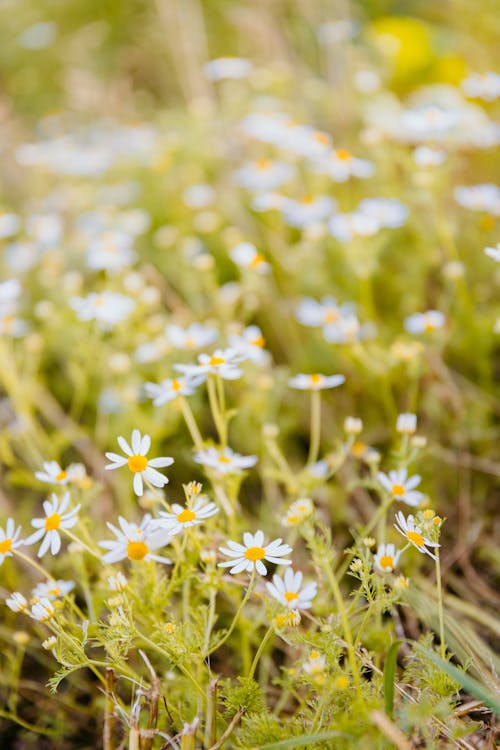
[
  {"x1": 208, "y1": 571, "x2": 256, "y2": 655},
  {"x1": 136, "y1": 631, "x2": 205, "y2": 699},
  {"x1": 179, "y1": 397, "x2": 204, "y2": 449},
  {"x1": 308, "y1": 390, "x2": 321, "y2": 466},
  {"x1": 435, "y1": 550, "x2": 446, "y2": 660},
  {"x1": 207, "y1": 376, "x2": 227, "y2": 446},
  {"x1": 247, "y1": 624, "x2": 274, "y2": 681}
]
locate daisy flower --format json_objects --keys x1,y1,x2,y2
[
  {"x1": 413, "y1": 146, "x2": 446, "y2": 167},
  {"x1": 358, "y1": 198, "x2": 408, "y2": 228},
  {"x1": 288, "y1": 373, "x2": 345, "y2": 390},
  {"x1": 32, "y1": 580, "x2": 75, "y2": 600},
  {"x1": 153, "y1": 497, "x2": 218, "y2": 536},
  {"x1": 233, "y1": 160, "x2": 294, "y2": 192},
  {"x1": 454, "y1": 184, "x2": 500, "y2": 216},
  {"x1": 230, "y1": 243, "x2": 271, "y2": 274},
  {"x1": 266, "y1": 568, "x2": 317, "y2": 610},
  {"x1": 175, "y1": 348, "x2": 244, "y2": 380},
  {"x1": 144, "y1": 374, "x2": 205, "y2": 406},
  {"x1": 296, "y1": 296, "x2": 344, "y2": 328},
  {"x1": 228, "y1": 325, "x2": 269, "y2": 365},
  {"x1": 31, "y1": 598, "x2": 55, "y2": 622},
  {"x1": 86, "y1": 230, "x2": 137, "y2": 272},
  {"x1": 282, "y1": 497, "x2": 314, "y2": 527},
  {"x1": 194, "y1": 446, "x2": 258, "y2": 475},
  {"x1": 203, "y1": 57, "x2": 252, "y2": 81},
  {"x1": 394, "y1": 511, "x2": 440, "y2": 559},
  {"x1": 105, "y1": 429, "x2": 174, "y2": 496},
  {"x1": 313, "y1": 148, "x2": 374, "y2": 182},
  {"x1": 165, "y1": 323, "x2": 218, "y2": 351},
  {"x1": 99, "y1": 515, "x2": 172, "y2": 564},
  {"x1": 329, "y1": 211, "x2": 380, "y2": 242},
  {"x1": 25, "y1": 493, "x2": 80, "y2": 557},
  {"x1": 378, "y1": 468, "x2": 423, "y2": 507},
  {"x1": 0, "y1": 518, "x2": 24, "y2": 565},
  {"x1": 218, "y1": 530, "x2": 292, "y2": 576},
  {"x1": 404, "y1": 310, "x2": 445, "y2": 334},
  {"x1": 35, "y1": 460, "x2": 70, "y2": 485},
  {"x1": 281, "y1": 195, "x2": 335, "y2": 229},
  {"x1": 396, "y1": 413, "x2": 417, "y2": 434},
  {"x1": 373, "y1": 543, "x2": 401, "y2": 573},
  {"x1": 6, "y1": 592, "x2": 29, "y2": 613},
  {"x1": 303, "y1": 651, "x2": 326, "y2": 675},
  {"x1": 461, "y1": 72, "x2": 500, "y2": 101},
  {"x1": 70, "y1": 292, "x2": 135, "y2": 329},
  {"x1": 484, "y1": 243, "x2": 500, "y2": 262}
]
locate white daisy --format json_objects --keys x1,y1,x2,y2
[
  {"x1": 0, "y1": 518, "x2": 24, "y2": 565},
  {"x1": 358, "y1": 198, "x2": 408, "y2": 228},
  {"x1": 228, "y1": 325, "x2": 269, "y2": 365},
  {"x1": 413, "y1": 146, "x2": 446, "y2": 168},
  {"x1": 105, "y1": 429, "x2": 174, "y2": 496},
  {"x1": 266, "y1": 568, "x2": 317, "y2": 610},
  {"x1": 230, "y1": 243, "x2": 271, "y2": 274},
  {"x1": 35, "y1": 460, "x2": 70, "y2": 485},
  {"x1": 6, "y1": 592, "x2": 29, "y2": 612},
  {"x1": 373, "y1": 543, "x2": 401, "y2": 573},
  {"x1": 165, "y1": 323, "x2": 218, "y2": 351},
  {"x1": 99, "y1": 515, "x2": 172, "y2": 564},
  {"x1": 394, "y1": 511, "x2": 440, "y2": 559},
  {"x1": 313, "y1": 148, "x2": 374, "y2": 182},
  {"x1": 70, "y1": 292, "x2": 135, "y2": 329},
  {"x1": 144, "y1": 374, "x2": 206, "y2": 406},
  {"x1": 396, "y1": 413, "x2": 417, "y2": 434},
  {"x1": 32, "y1": 580, "x2": 75, "y2": 600},
  {"x1": 377, "y1": 468, "x2": 423, "y2": 507},
  {"x1": 25, "y1": 493, "x2": 80, "y2": 557},
  {"x1": 281, "y1": 196, "x2": 335, "y2": 229},
  {"x1": 194, "y1": 446, "x2": 258, "y2": 475},
  {"x1": 454, "y1": 184, "x2": 500, "y2": 216},
  {"x1": 329, "y1": 211, "x2": 380, "y2": 242},
  {"x1": 404, "y1": 310, "x2": 445, "y2": 334},
  {"x1": 233, "y1": 159, "x2": 294, "y2": 192},
  {"x1": 86, "y1": 230, "x2": 137, "y2": 272},
  {"x1": 175, "y1": 348, "x2": 245, "y2": 381},
  {"x1": 31, "y1": 598, "x2": 55, "y2": 622},
  {"x1": 153, "y1": 497, "x2": 218, "y2": 536},
  {"x1": 461, "y1": 72, "x2": 500, "y2": 101},
  {"x1": 484, "y1": 243, "x2": 500, "y2": 262},
  {"x1": 203, "y1": 57, "x2": 252, "y2": 81},
  {"x1": 218, "y1": 530, "x2": 292, "y2": 576},
  {"x1": 288, "y1": 373, "x2": 345, "y2": 391}
]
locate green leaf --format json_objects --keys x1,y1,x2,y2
[
  {"x1": 416, "y1": 646, "x2": 500, "y2": 716},
  {"x1": 384, "y1": 639, "x2": 402, "y2": 719},
  {"x1": 254, "y1": 732, "x2": 349, "y2": 749}
]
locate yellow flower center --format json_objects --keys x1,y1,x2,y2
[
  {"x1": 45, "y1": 513, "x2": 61, "y2": 531},
  {"x1": 335, "y1": 149, "x2": 352, "y2": 161},
  {"x1": 351, "y1": 441, "x2": 367, "y2": 457},
  {"x1": 209, "y1": 356, "x2": 225, "y2": 366},
  {"x1": 171, "y1": 379, "x2": 183, "y2": 392},
  {"x1": 244, "y1": 546, "x2": 266, "y2": 561},
  {"x1": 48, "y1": 588, "x2": 61, "y2": 597},
  {"x1": 284, "y1": 591, "x2": 299, "y2": 602},
  {"x1": 127, "y1": 455, "x2": 148, "y2": 473},
  {"x1": 256, "y1": 158, "x2": 271, "y2": 170},
  {"x1": 249, "y1": 253, "x2": 265, "y2": 269},
  {"x1": 127, "y1": 540, "x2": 149, "y2": 560},
  {"x1": 185, "y1": 337, "x2": 195, "y2": 348},
  {"x1": 0, "y1": 538, "x2": 12, "y2": 554},
  {"x1": 310, "y1": 651, "x2": 320, "y2": 659},
  {"x1": 300, "y1": 195, "x2": 314, "y2": 204},
  {"x1": 391, "y1": 484, "x2": 405, "y2": 496},
  {"x1": 55, "y1": 471, "x2": 67, "y2": 482},
  {"x1": 218, "y1": 455, "x2": 232, "y2": 464},
  {"x1": 314, "y1": 132, "x2": 329, "y2": 144},
  {"x1": 406, "y1": 530, "x2": 424, "y2": 547},
  {"x1": 424, "y1": 320, "x2": 436, "y2": 332},
  {"x1": 2, "y1": 315, "x2": 14, "y2": 330},
  {"x1": 251, "y1": 335, "x2": 265, "y2": 347},
  {"x1": 177, "y1": 509, "x2": 196, "y2": 523},
  {"x1": 379, "y1": 555, "x2": 394, "y2": 570},
  {"x1": 323, "y1": 309, "x2": 339, "y2": 323},
  {"x1": 310, "y1": 374, "x2": 323, "y2": 386}
]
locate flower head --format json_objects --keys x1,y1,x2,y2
[
  {"x1": 6, "y1": 592, "x2": 29, "y2": 613},
  {"x1": 165, "y1": 323, "x2": 218, "y2": 351},
  {"x1": 25, "y1": 493, "x2": 80, "y2": 558},
  {"x1": 35, "y1": 460, "x2": 70, "y2": 485},
  {"x1": 99, "y1": 515, "x2": 172, "y2": 564},
  {"x1": 378, "y1": 468, "x2": 423, "y2": 507},
  {"x1": 288, "y1": 373, "x2": 345, "y2": 390},
  {"x1": 484, "y1": 243, "x2": 500, "y2": 263},
  {"x1": 266, "y1": 568, "x2": 317, "y2": 610},
  {"x1": 145, "y1": 374, "x2": 205, "y2": 406},
  {"x1": 32, "y1": 580, "x2": 75, "y2": 600},
  {"x1": 105, "y1": 429, "x2": 174, "y2": 496},
  {"x1": 394, "y1": 511, "x2": 440, "y2": 559},
  {"x1": 373, "y1": 543, "x2": 401, "y2": 573},
  {"x1": 230, "y1": 243, "x2": 271, "y2": 274},
  {"x1": 153, "y1": 497, "x2": 218, "y2": 536},
  {"x1": 0, "y1": 518, "x2": 24, "y2": 565},
  {"x1": 404, "y1": 310, "x2": 445, "y2": 334},
  {"x1": 175, "y1": 348, "x2": 244, "y2": 380},
  {"x1": 31, "y1": 598, "x2": 55, "y2": 622},
  {"x1": 194, "y1": 446, "x2": 257, "y2": 475},
  {"x1": 218, "y1": 530, "x2": 292, "y2": 576}
]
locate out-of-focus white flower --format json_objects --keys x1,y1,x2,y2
[
  {"x1": 484, "y1": 243, "x2": 500, "y2": 262},
  {"x1": 404, "y1": 310, "x2": 445, "y2": 334},
  {"x1": 228, "y1": 325, "x2": 269, "y2": 365},
  {"x1": 281, "y1": 196, "x2": 335, "y2": 228},
  {"x1": 35, "y1": 461, "x2": 69, "y2": 486},
  {"x1": 313, "y1": 149, "x2": 374, "y2": 182},
  {"x1": 396, "y1": 413, "x2": 417, "y2": 434},
  {"x1": 194, "y1": 446, "x2": 257, "y2": 475},
  {"x1": 86, "y1": 231, "x2": 137, "y2": 272},
  {"x1": 454, "y1": 184, "x2": 500, "y2": 216},
  {"x1": 105, "y1": 429, "x2": 174, "y2": 496},
  {"x1": 145, "y1": 374, "x2": 205, "y2": 405},
  {"x1": 183, "y1": 184, "x2": 215, "y2": 209},
  {"x1": 99, "y1": 515, "x2": 172, "y2": 564},
  {"x1": 461, "y1": 72, "x2": 500, "y2": 101},
  {"x1": 175, "y1": 348, "x2": 244, "y2": 380},
  {"x1": 317, "y1": 19, "x2": 358, "y2": 44},
  {"x1": 400, "y1": 105, "x2": 458, "y2": 140},
  {"x1": 6, "y1": 593, "x2": 28, "y2": 613},
  {"x1": 354, "y1": 69, "x2": 381, "y2": 94},
  {"x1": 288, "y1": 373, "x2": 345, "y2": 390},
  {"x1": 373, "y1": 543, "x2": 401, "y2": 573},
  {"x1": 153, "y1": 497, "x2": 218, "y2": 536},
  {"x1": 344, "y1": 417, "x2": 363, "y2": 435},
  {"x1": 218, "y1": 530, "x2": 292, "y2": 575},
  {"x1": 378, "y1": 468, "x2": 423, "y2": 507},
  {"x1": 266, "y1": 568, "x2": 317, "y2": 610},
  {"x1": 329, "y1": 211, "x2": 380, "y2": 241},
  {"x1": 17, "y1": 22, "x2": 57, "y2": 50},
  {"x1": 32, "y1": 580, "x2": 75, "y2": 600},
  {"x1": 230, "y1": 243, "x2": 271, "y2": 274},
  {"x1": 31, "y1": 598, "x2": 55, "y2": 622},
  {"x1": 70, "y1": 292, "x2": 135, "y2": 329},
  {"x1": 0, "y1": 213, "x2": 20, "y2": 239},
  {"x1": 234, "y1": 160, "x2": 294, "y2": 192},
  {"x1": 108, "y1": 572, "x2": 128, "y2": 591},
  {"x1": 204, "y1": 57, "x2": 252, "y2": 81},
  {"x1": 413, "y1": 145, "x2": 446, "y2": 167},
  {"x1": 0, "y1": 519, "x2": 24, "y2": 565},
  {"x1": 25, "y1": 493, "x2": 80, "y2": 558},
  {"x1": 358, "y1": 198, "x2": 408, "y2": 228},
  {"x1": 166, "y1": 323, "x2": 218, "y2": 351},
  {"x1": 303, "y1": 650, "x2": 326, "y2": 674}
]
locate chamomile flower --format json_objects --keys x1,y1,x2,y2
[
  {"x1": 86, "y1": 230, "x2": 137, "y2": 272},
  {"x1": 413, "y1": 146, "x2": 446, "y2": 167},
  {"x1": 194, "y1": 446, "x2": 258, "y2": 475},
  {"x1": 404, "y1": 310, "x2": 445, "y2": 334},
  {"x1": 153, "y1": 497, "x2": 218, "y2": 535},
  {"x1": 35, "y1": 460, "x2": 70, "y2": 485},
  {"x1": 144, "y1": 374, "x2": 205, "y2": 406},
  {"x1": 32, "y1": 580, "x2": 75, "y2": 600},
  {"x1": 282, "y1": 497, "x2": 314, "y2": 527},
  {"x1": 484, "y1": 243, "x2": 500, "y2": 262},
  {"x1": 165, "y1": 323, "x2": 218, "y2": 351},
  {"x1": 288, "y1": 373, "x2": 345, "y2": 390},
  {"x1": 461, "y1": 72, "x2": 500, "y2": 101},
  {"x1": 394, "y1": 511, "x2": 440, "y2": 559},
  {"x1": 303, "y1": 651, "x2": 326, "y2": 675},
  {"x1": 175, "y1": 348, "x2": 244, "y2": 380},
  {"x1": 108, "y1": 572, "x2": 128, "y2": 591},
  {"x1": 281, "y1": 195, "x2": 335, "y2": 229},
  {"x1": 378, "y1": 468, "x2": 424, "y2": 507},
  {"x1": 0, "y1": 519, "x2": 24, "y2": 565},
  {"x1": 105, "y1": 429, "x2": 174, "y2": 496},
  {"x1": 233, "y1": 159, "x2": 294, "y2": 192},
  {"x1": 99, "y1": 515, "x2": 172, "y2": 564},
  {"x1": 454, "y1": 184, "x2": 500, "y2": 216},
  {"x1": 266, "y1": 568, "x2": 317, "y2": 610},
  {"x1": 313, "y1": 148, "x2": 374, "y2": 182},
  {"x1": 70, "y1": 292, "x2": 135, "y2": 329},
  {"x1": 230, "y1": 243, "x2": 271, "y2": 274},
  {"x1": 25, "y1": 493, "x2": 80, "y2": 557},
  {"x1": 218, "y1": 530, "x2": 292, "y2": 576},
  {"x1": 329, "y1": 211, "x2": 380, "y2": 242},
  {"x1": 203, "y1": 57, "x2": 252, "y2": 81},
  {"x1": 228, "y1": 325, "x2": 269, "y2": 365},
  {"x1": 30, "y1": 598, "x2": 55, "y2": 622},
  {"x1": 6, "y1": 593, "x2": 28, "y2": 613},
  {"x1": 358, "y1": 198, "x2": 408, "y2": 228},
  {"x1": 396, "y1": 413, "x2": 417, "y2": 434},
  {"x1": 373, "y1": 543, "x2": 401, "y2": 573}
]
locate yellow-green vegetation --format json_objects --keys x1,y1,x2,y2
[{"x1": 0, "y1": 1, "x2": 499, "y2": 748}]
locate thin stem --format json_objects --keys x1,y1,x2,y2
[
  {"x1": 247, "y1": 624, "x2": 274, "y2": 681},
  {"x1": 435, "y1": 550, "x2": 446, "y2": 660},
  {"x1": 136, "y1": 630, "x2": 205, "y2": 699},
  {"x1": 63, "y1": 528, "x2": 101, "y2": 559},
  {"x1": 308, "y1": 390, "x2": 321, "y2": 466},
  {"x1": 208, "y1": 571, "x2": 256, "y2": 655},
  {"x1": 179, "y1": 397, "x2": 204, "y2": 449},
  {"x1": 207, "y1": 376, "x2": 227, "y2": 446},
  {"x1": 13, "y1": 549, "x2": 56, "y2": 581}
]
